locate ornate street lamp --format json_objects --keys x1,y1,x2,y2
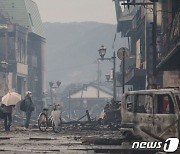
[
  {"x1": 49, "y1": 81, "x2": 54, "y2": 88},
  {"x1": 98, "y1": 45, "x2": 107, "y2": 59},
  {"x1": 98, "y1": 45, "x2": 116, "y2": 102},
  {"x1": 105, "y1": 73, "x2": 111, "y2": 82},
  {"x1": 56, "y1": 81, "x2": 61, "y2": 87},
  {"x1": 49, "y1": 81, "x2": 61, "y2": 105}
]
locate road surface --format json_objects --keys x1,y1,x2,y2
[{"x1": 0, "y1": 126, "x2": 125, "y2": 154}]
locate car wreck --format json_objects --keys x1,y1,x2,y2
[{"x1": 121, "y1": 88, "x2": 180, "y2": 142}]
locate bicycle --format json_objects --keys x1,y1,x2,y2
[{"x1": 38, "y1": 106, "x2": 62, "y2": 133}]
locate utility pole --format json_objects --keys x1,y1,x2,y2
[
  {"x1": 97, "y1": 59, "x2": 100, "y2": 99},
  {"x1": 152, "y1": 2, "x2": 157, "y2": 87},
  {"x1": 122, "y1": 0, "x2": 158, "y2": 88},
  {"x1": 113, "y1": 51, "x2": 117, "y2": 101},
  {"x1": 122, "y1": 50, "x2": 125, "y2": 94},
  {"x1": 68, "y1": 90, "x2": 71, "y2": 120}
]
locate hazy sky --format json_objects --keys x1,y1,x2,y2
[{"x1": 33, "y1": 0, "x2": 117, "y2": 24}]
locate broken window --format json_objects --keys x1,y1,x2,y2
[
  {"x1": 126, "y1": 94, "x2": 153, "y2": 113},
  {"x1": 156, "y1": 94, "x2": 175, "y2": 114},
  {"x1": 175, "y1": 95, "x2": 180, "y2": 111},
  {"x1": 134, "y1": 95, "x2": 153, "y2": 113},
  {"x1": 126, "y1": 94, "x2": 134, "y2": 112}
]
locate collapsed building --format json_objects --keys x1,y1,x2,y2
[{"x1": 0, "y1": 0, "x2": 46, "y2": 114}]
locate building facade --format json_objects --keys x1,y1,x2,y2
[
  {"x1": 113, "y1": 0, "x2": 163, "y2": 90},
  {"x1": 157, "y1": 0, "x2": 180, "y2": 88},
  {"x1": 0, "y1": 0, "x2": 46, "y2": 113},
  {"x1": 0, "y1": 22, "x2": 28, "y2": 97}
]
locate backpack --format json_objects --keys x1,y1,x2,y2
[{"x1": 20, "y1": 99, "x2": 26, "y2": 112}]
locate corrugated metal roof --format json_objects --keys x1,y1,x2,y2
[{"x1": 0, "y1": 0, "x2": 44, "y2": 38}]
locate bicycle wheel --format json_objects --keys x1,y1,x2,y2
[
  {"x1": 52, "y1": 118, "x2": 62, "y2": 133},
  {"x1": 38, "y1": 113, "x2": 48, "y2": 132}
]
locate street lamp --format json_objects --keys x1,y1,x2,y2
[
  {"x1": 98, "y1": 45, "x2": 116, "y2": 102},
  {"x1": 105, "y1": 73, "x2": 111, "y2": 82},
  {"x1": 98, "y1": 45, "x2": 107, "y2": 59},
  {"x1": 81, "y1": 84, "x2": 87, "y2": 104},
  {"x1": 49, "y1": 81, "x2": 61, "y2": 105}
]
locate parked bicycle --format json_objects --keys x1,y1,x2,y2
[{"x1": 38, "y1": 105, "x2": 62, "y2": 133}]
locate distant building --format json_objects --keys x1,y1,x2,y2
[
  {"x1": 0, "y1": 0, "x2": 45, "y2": 113},
  {"x1": 62, "y1": 83, "x2": 113, "y2": 121}
]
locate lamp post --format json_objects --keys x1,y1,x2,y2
[
  {"x1": 98, "y1": 45, "x2": 116, "y2": 102},
  {"x1": 49, "y1": 81, "x2": 61, "y2": 105},
  {"x1": 97, "y1": 59, "x2": 101, "y2": 99},
  {"x1": 117, "y1": 47, "x2": 130, "y2": 95},
  {"x1": 81, "y1": 84, "x2": 87, "y2": 104},
  {"x1": 68, "y1": 90, "x2": 71, "y2": 120},
  {"x1": 105, "y1": 73, "x2": 111, "y2": 82}
]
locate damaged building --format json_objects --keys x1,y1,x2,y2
[
  {"x1": 0, "y1": 0, "x2": 46, "y2": 113},
  {"x1": 113, "y1": 0, "x2": 173, "y2": 89},
  {"x1": 113, "y1": 0, "x2": 180, "y2": 89},
  {"x1": 157, "y1": 0, "x2": 180, "y2": 87}
]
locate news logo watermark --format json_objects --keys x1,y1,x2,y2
[{"x1": 132, "y1": 138, "x2": 179, "y2": 152}]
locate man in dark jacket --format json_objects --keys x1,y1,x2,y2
[
  {"x1": 1, "y1": 104, "x2": 14, "y2": 131},
  {"x1": 24, "y1": 91, "x2": 34, "y2": 129}
]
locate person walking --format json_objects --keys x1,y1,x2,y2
[
  {"x1": 24, "y1": 91, "x2": 34, "y2": 129},
  {"x1": 1, "y1": 104, "x2": 14, "y2": 131}
]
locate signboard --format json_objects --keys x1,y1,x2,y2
[{"x1": 117, "y1": 47, "x2": 130, "y2": 60}]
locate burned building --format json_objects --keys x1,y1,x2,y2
[
  {"x1": 113, "y1": 0, "x2": 163, "y2": 90},
  {"x1": 0, "y1": 0, "x2": 46, "y2": 113},
  {"x1": 157, "y1": 0, "x2": 180, "y2": 88},
  {"x1": 0, "y1": 22, "x2": 28, "y2": 96}
]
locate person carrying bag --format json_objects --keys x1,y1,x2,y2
[{"x1": 20, "y1": 91, "x2": 34, "y2": 129}]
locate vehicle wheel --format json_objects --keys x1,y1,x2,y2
[
  {"x1": 52, "y1": 119, "x2": 62, "y2": 133},
  {"x1": 38, "y1": 113, "x2": 48, "y2": 132}
]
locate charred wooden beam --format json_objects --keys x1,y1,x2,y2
[{"x1": 86, "y1": 110, "x2": 91, "y2": 122}]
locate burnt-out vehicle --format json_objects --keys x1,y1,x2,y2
[{"x1": 121, "y1": 88, "x2": 180, "y2": 141}]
